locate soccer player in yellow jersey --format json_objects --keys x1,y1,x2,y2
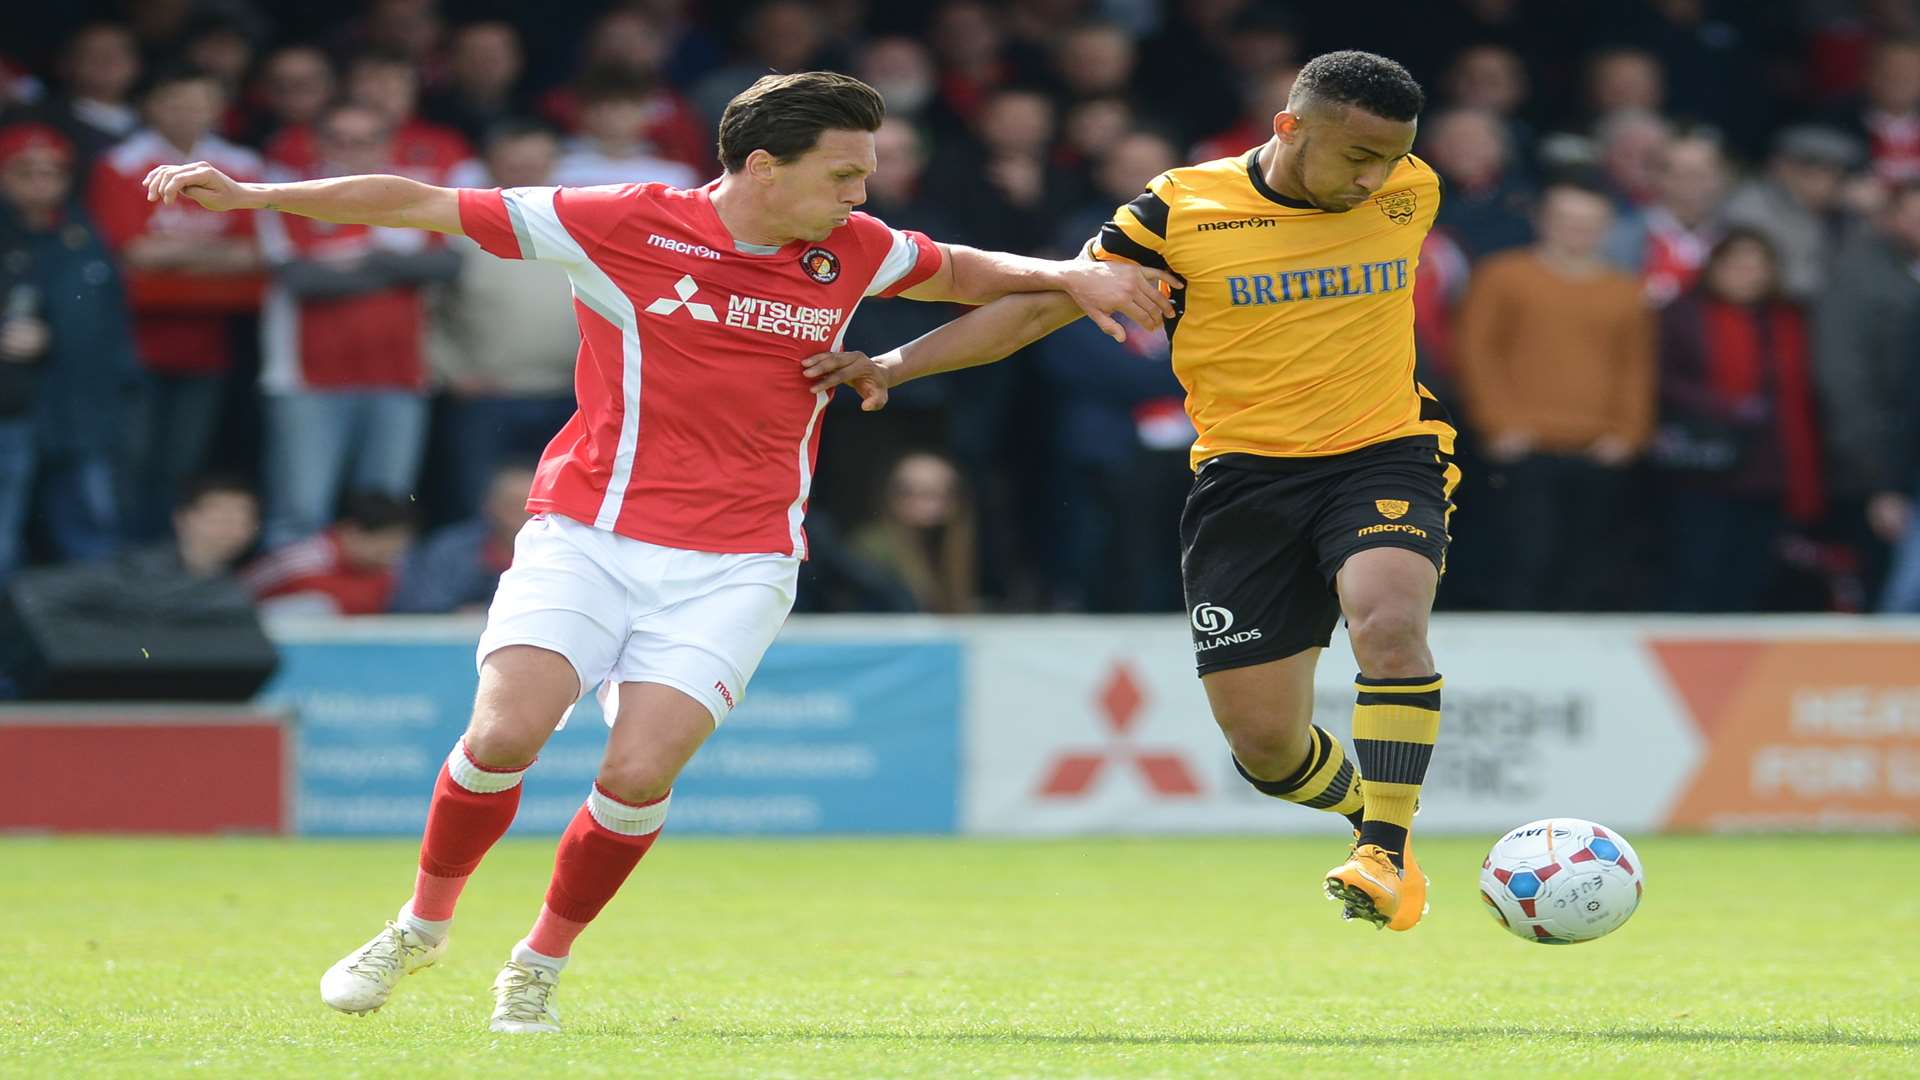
[{"x1": 804, "y1": 51, "x2": 1450, "y2": 931}]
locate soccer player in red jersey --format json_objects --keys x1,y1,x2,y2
[{"x1": 145, "y1": 71, "x2": 1175, "y2": 1033}]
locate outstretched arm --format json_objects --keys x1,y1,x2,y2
[
  {"x1": 898, "y1": 243, "x2": 1175, "y2": 342},
  {"x1": 802, "y1": 290, "x2": 1088, "y2": 412},
  {"x1": 143, "y1": 161, "x2": 462, "y2": 235}
]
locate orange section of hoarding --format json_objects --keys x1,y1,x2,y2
[{"x1": 1653, "y1": 640, "x2": 1920, "y2": 830}]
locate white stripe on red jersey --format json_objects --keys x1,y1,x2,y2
[{"x1": 457, "y1": 180, "x2": 942, "y2": 557}]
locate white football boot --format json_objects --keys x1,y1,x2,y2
[
  {"x1": 320, "y1": 921, "x2": 447, "y2": 1014},
  {"x1": 490, "y1": 959, "x2": 562, "y2": 1033}
]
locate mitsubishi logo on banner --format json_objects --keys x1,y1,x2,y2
[{"x1": 1035, "y1": 661, "x2": 1202, "y2": 798}]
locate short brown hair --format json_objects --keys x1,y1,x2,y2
[{"x1": 716, "y1": 71, "x2": 885, "y2": 174}]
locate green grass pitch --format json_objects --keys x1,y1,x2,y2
[{"x1": 4, "y1": 834, "x2": 1915, "y2": 1078}]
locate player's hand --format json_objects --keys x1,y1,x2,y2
[
  {"x1": 801, "y1": 350, "x2": 893, "y2": 411},
  {"x1": 1055, "y1": 260, "x2": 1182, "y2": 342},
  {"x1": 142, "y1": 161, "x2": 258, "y2": 212}
]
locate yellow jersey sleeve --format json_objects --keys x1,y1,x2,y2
[{"x1": 1091, "y1": 171, "x2": 1174, "y2": 271}]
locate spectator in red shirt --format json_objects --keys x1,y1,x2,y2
[
  {"x1": 1651, "y1": 229, "x2": 1824, "y2": 612},
  {"x1": 87, "y1": 66, "x2": 262, "y2": 539},
  {"x1": 1607, "y1": 130, "x2": 1729, "y2": 307},
  {"x1": 1847, "y1": 37, "x2": 1920, "y2": 185},
  {"x1": 243, "y1": 490, "x2": 418, "y2": 616},
  {"x1": 257, "y1": 102, "x2": 461, "y2": 547},
  {"x1": 266, "y1": 50, "x2": 471, "y2": 184}
]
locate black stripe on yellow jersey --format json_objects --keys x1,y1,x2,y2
[{"x1": 1093, "y1": 146, "x2": 1456, "y2": 468}]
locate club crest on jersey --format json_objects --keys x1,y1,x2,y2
[
  {"x1": 800, "y1": 246, "x2": 840, "y2": 284},
  {"x1": 1376, "y1": 190, "x2": 1417, "y2": 225},
  {"x1": 1376, "y1": 499, "x2": 1410, "y2": 519}
]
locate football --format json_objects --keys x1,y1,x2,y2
[{"x1": 1479, "y1": 818, "x2": 1645, "y2": 944}]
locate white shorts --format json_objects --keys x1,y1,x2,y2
[{"x1": 476, "y1": 513, "x2": 800, "y2": 726}]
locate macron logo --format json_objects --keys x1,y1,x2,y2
[
  {"x1": 645, "y1": 274, "x2": 719, "y2": 322},
  {"x1": 648, "y1": 233, "x2": 723, "y2": 260}
]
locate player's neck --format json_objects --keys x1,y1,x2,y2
[
  {"x1": 1260, "y1": 137, "x2": 1314, "y2": 204},
  {"x1": 708, "y1": 175, "x2": 794, "y2": 248}
]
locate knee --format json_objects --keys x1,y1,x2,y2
[
  {"x1": 462, "y1": 712, "x2": 546, "y2": 769},
  {"x1": 596, "y1": 753, "x2": 676, "y2": 806},
  {"x1": 1216, "y1": 708, "x2": 1313, "y2": 781},
  {"x1": 1347, "y1": 606, "x2": 1431, "y2": 677}
]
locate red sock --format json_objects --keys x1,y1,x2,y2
[
  {"x1": 525, "y1": 784, "x2": 669, "y2": 957},
  {"x1": 407, "y1": 741, "x2": 532, "y2": 922}
]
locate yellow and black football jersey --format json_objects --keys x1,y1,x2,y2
[{"x1": 1092, "y1": 146, "x2": 1455, "y2": 468}]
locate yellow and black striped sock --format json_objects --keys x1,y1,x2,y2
[
  {"x1": 1352, "y1": 674, "x2": 1442, "y2": 870},
  {"x1": 1232, "y1": 725, "x2": 1365, "y2": 829}
]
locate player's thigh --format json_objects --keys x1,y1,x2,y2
[
  {"x1": 596, "y1": 681, "x2": 718, "y2": 804},
  {"x1": 1314, "y1": 439, "x2": 1452, "y2": 611},
  {"x1": 1182, "y1": 460, "x2": 1337, "y2": 675},
  {"x1": 471, "y1": 514, "x2": 631, "y2": 759},
  {"x1": 466, "y1": 645, "x2": 581, "y2": 765},
  {"x1": 1314, "y1": 439, "x2": 1452, "y2": 673},
  {"x1": 612, "y1": 552, "x2": 801, "y2": 728},
  {"x1": 1201, "y1": 646, "x2": 1323, "y2": 772}
]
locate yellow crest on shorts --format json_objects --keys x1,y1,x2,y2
[
  {"x1": 1376, "y1": 499, "x2": 1410, "y2": 520},
  {"x1": 1376, "y1": 190, "x2": 1417, "y2": 225}
]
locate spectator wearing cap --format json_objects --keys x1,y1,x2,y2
[
  {"x1": 87, "y1": 66, "x2": 262, "y2": 539},
  {"x1": 1721, "y1": 125, "x2": 1865, "y2": 301},
  {"x1": 0, "y1": 123, "x2": 138, "y2": 577}
]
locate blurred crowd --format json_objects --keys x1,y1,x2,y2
[{"x1": 4, "y1": 0, "x2": 1920, "y2": 618}]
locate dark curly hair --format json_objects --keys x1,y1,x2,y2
[{"x1": 1289, "y1": 50, "x2": 1426, "y2": 122}]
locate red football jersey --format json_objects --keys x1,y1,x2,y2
[
  {"x1": 457, "y1": 181, "x2": 942, "y2": 557},
  {"x1": 257, "y1": 212, "x2": 436, "y2": 392},
  {"x1": 87, "y1": 130, "x2": 264, "y2": 375}
]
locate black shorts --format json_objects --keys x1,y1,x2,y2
[{"x1": 1181, "y1": 436, "x2": 1457, "y2": 675}]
